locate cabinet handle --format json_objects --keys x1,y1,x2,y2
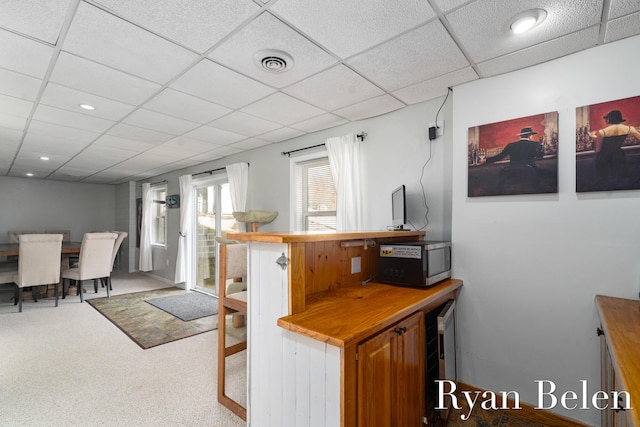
[
  {"x1": 596, "y1": 327, "x2": 605, "y2": 336},
  {"x1": 394, "y1": 326, "x2": 407, "y2": 335}
]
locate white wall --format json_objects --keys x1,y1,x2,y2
[
  {"x1": 139, "y1": 96, "x2": 453, "y2": 281},
  {"x1": 0, "y1": 176, "x2": 115, "y2": 243},
  {"x1": 451, "y1": 34, "x2": 640, "y2": 425}
]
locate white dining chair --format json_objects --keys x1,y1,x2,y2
[
  {"x1": 61, "y1": 232, "x2": 118, "y2": 302},
  {"x1": 0, "y1": 234, "x2": 63, "y2": 312},
  {"x1": 102, "y1": 231, "x2": 128, "y2": 292}
]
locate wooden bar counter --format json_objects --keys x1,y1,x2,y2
[
  {"x1": 596, "y1": 295, "x2": 640, "y2": 426},
  {"x1": 228, "y1": 230, "x2": 462, "y2": 427},
  {"x1": 278, "y1": 279, "x2": 462, "y2": 348}
]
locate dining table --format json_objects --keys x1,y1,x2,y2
[
  {"x1": 0, "y1": 241, "x2": 81, "y2": 257},
  {"x1": 0, "y1": 241, "x2": 82, "y2": 301}
]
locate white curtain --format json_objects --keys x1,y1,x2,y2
[
  {"x1": 139, "y1": 183, "x2": 153, "y2": 271},
  {"x1": 226, "y1": 162, "x2": 249, "y2": 232},
  {"x1": 326, "y1": 132, "x2": 363, "y2": 232},
  {"x1": 174, "y1": 174, "x2": 193, "y2": 286}
]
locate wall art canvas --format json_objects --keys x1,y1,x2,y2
[
  {"x1": 468, "y1": 112, "x2": 559, "y2": 197},
  {"x1": 576, "y1": 95, "x2": 640, "y2": 192}
]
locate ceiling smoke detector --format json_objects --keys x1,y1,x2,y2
[{"x1": 254, "y1": 49, "x2": 294, "y2": 73}]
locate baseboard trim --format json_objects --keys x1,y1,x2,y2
[{"x1": 455, "y1": 381, "x2": 591, "y2": 427}]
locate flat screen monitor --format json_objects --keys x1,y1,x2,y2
[{"x1": 391, "y1": 185, "x2": 406, "y2": 230}]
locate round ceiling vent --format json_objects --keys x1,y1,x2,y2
[{"x1": 254, "y1": 49, "x2": 294, "y2": 73}]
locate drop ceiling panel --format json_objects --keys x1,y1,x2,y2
[
  {"x1": 50, "y1": 53, "x2": 162, "y2": 105},
  {"x1": 106, "y1": 123, "x2": 174, "y2": 145},
  {"x1": 0, "y1": 0, "x2": 74, "y2": 44},
  {"x1": 333, "y1": 95, "x2": 405, "y2": 121},
  {"x1": 92, "y1": 0, "x2": 261, "y2": 53},
  {"x1": 66, "y1": 145, "x2": 137, "y2": 169},
  {"x1": 283, "y1": 65, "x2": 385, "y2": 111},
  {"x1": 170, "y1": 59, "x2": 275, "y2": 110},
  {"x1": 347, "y1": 21, "x2": 470, "y2": 91},
  {"x1": 39, "y1": 83, "x2": 136, "y2": 121},
  {"x1": 209, "y1": 12, "x2": 337, "y2": 88},
  {"x1": 123, "y1": 109, "x2": 200, "y2": 135},
  {"x1": 0, "y1": 30, "x2": 55, "y2": 79},
  {"x1": 241, "y1": 93, "x2": 325, "y2": 126},
  {"x1": 93, "y1": 134, "x2": 157, "y2": 153},
  {"x1": 0, "y1": 135, "x2": 22, "y2": 155},
  {"x1": 608, "y1": 0, "x2": 640, "y2": 19},
  {"x1": 290, "y1": 114, "x2": 349, "y2": 133},
  {"x1": 182, "y1": 125, "x2": 247, "y2": 146},
  {"x1": 257, "y1": 127, "x2": 306, "y2": 143},
  {"x1": 207, "y1": 145, "x2": 243, "y2": 157},
  {"x1": 446, "y1": 0, "x2": 604, "y2": 62},
  {"x1": 145, "y1": 145, "x2": 200, "y2": 159},
  {"x1": 0, "y1": 112, "x2": 28, "y2": 133},
  {"x1": 230, "y1": 138, "x2": 272, "y2": 151},
  {"x1": 477, "y1": 27, "x2": 600, "y2": 77},
  {"x1": 271, "y1": 0, "x2": 437, "y2": 59},
  {"x1": 13, "y1": 152, "x2": 70, "y2": 170},
  {"x1": 604, "y1": 12, "x2": 640, "y2": 42},
  {"x1": 63, "y1": 2, "x2": 199, "y2": 84},
  {"x1": 162, "y1": 137, "x2": 224, "y2": 154},
  {"x1": 32, "y1": 104, "x2": 115, "y2": 133},
  {"x1": 430, "y1": 0, "x2": 473, "y2": 14},
  {"x1": 0, "y1": 94, "x2": 35, "y2": 122},
  {"x1": 208, "y1": 111, "x2": 282, "y2": 137},
  {"x1": 0, "y1": 69, "x2": 42, "y2": 102},
  {"x1": 143, "y1": 89, "x2": 232, "y2": 124},
  {"x1": 393, "y1": 67, "x2": 478, "y2": 105},
  {"x1": 0, "y1": 108, "x2": 27, "y2": 132},
  {"x1": 22, "y1": 121, "x2": 99, "y2": 156}
]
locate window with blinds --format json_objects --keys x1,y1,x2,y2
[{"x1": 293, "y1": 156, "x2": 337, "y2": 231}]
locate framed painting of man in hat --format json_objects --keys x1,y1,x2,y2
[
  {"x1": 576, "y1": 95, "x2": 640, "y2": 192},
  {"x1": 468, "y1": 112, "x2": 558, "y2": 197}
]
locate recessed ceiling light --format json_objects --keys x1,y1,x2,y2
[
  {"x1": 26, "y1": 173, "x2": 34, "y2": 177},
  {"x1": 253, "y1": 49, "x2": 294, "y2": 73},
  {"x1": 79, "y1": 104, "x2": 95, "y2": 111},
  {"x1": 40, "y1": 156, "x2": 50, "y2": 161},
  {"x1": 510, "y1": 9, "x2": 547, "y2": 34}
]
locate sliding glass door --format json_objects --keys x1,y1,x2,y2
[{"x1": 193, "y1": 177, "x2": 237, "y2": 296}]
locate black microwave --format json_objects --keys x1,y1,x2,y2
[{"x1": 378, "y1": 241, "x2": 451, "y2": 287}]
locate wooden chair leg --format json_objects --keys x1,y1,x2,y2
[
  {"x1": 79, "y1": 280, "x2": 84, "y2": 303},
  {"x1": 18, "y1": 288, "x2": 23, "y2": 312},
  {"x1": 54, "y1": 282, "x2": 59, "y2": 307}
]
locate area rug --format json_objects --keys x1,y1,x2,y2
[
  {"x1": 87, "y1": 287, "x2": 216, "y2": 349},
  {"x1": 145, "y1": 291, "x2": 218, "y2": 321}
]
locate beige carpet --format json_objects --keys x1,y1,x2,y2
[{"x1": 0, "y1": 271, "x2": 246, "y2": 427}]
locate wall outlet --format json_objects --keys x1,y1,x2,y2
[
  {"x1": 351, "y1": 257, "x2": 361, "y2": 274},
  {"x1": 428, "y1": 120, "x2": 445, "y2": 137}
]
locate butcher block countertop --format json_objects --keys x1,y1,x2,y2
[
  {"x1": 278, "y1": 279, "x2": 462, "y2": 347},
  {"x1": 596, "y1": 295, "x2": 640, "y2": 426},
  {"x1": 227, "y1": 229, "x2": 425, "y2": 243}
]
